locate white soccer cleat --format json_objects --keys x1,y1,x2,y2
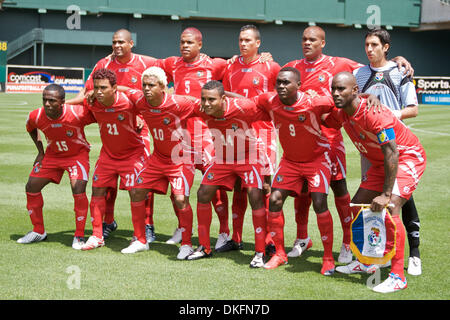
[
  {"x1": 17, "y1": 231, "x2": 47, "y2": 244},
  {"x1": 214, "y1": 232, "x2": 230, "y2": 250},
  {"x1": 372, "y1": 273, "x2": 407, "y2": 293},
  {"x1": 166, "y1": 228, "x2": 183, "y2": 245},
  {"x1": 121, "y1": 238, "x2": 149, "y2": 254},
  {"x1": 249, "y1": 252, "x2": 265, "y2": 268},
  {"x1": 407, "y1": 256, "x2": 422, "y2": 276},
  {"x1": 337, "y1": 243, "x2": 353, "y2": 264},
  {"x1": 81, "y1": 235, "x2": 105, "y2": 251},
  {"x1": 72, "y1": 236, "x2": 85, "y2": 250},
  {"x1": 336, "y1": 260, "x2": 379, "y2": 274},
  {"x1": 177, "y1": 244, "x2": 194, "y2": 260},
  {"x1": 287, "y1": 237, "x2": 312, "y2": 258}
]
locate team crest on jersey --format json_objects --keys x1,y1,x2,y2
[
  {"x1": 276, "y1": 175, "x2": 283, "y2": 182},
  {"x1": 298, "y1": 114, "x2": 306, "y2": 122},
  {"x1": 136, "y1": 177, "x2": 143, "y2": 184},
  {"x1": 318, "y1": 74, "x2": 326, "y2": 82},
  {"x1": 375, "y1": 72, "x2": 384, "y2": 82},
  {"x1": 131, "y1": 76, "x2": 137, "y2": 83},
  {"x1": 163, "y1": 117, "x2": 171, "y2": 125},
  {"x1": 207, "y1": 172, "x2": 214, "y2": 180},
  {"x1": 93, "y1": 174, "x2": 98, "y2": 181},
  {"x1": 253, "y1": 77, "x2": 260, "y2": 85},
  {"x1": 66, "y1": 130, "x2": 74, "y2": 137},
  {"x1": 359, "y1": 132, "x2": 365, "y2": 140},
  {"x1": 368, "y1": 227, "x2": 382, "y2": 246},
  {"x1": 231, "y1": 123, "x2": 239, "y2": 131},
  {"x1": 197, "y1": 71, "x2": 204, "y2": 77},
  {"x1": 33, "y1": 165, "x2": 41, "y2": 173},
  {"x1": 117, "y1": 114, "x2": 125, "y2": 121}
]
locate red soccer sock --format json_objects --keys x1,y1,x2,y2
[
  {"x1": 145, "y1": 192, "x2": 154, "y2": 226},
  {"x1": 252, "y1": 207, "x2": 267, "y2": 253},
  {"x1": 104, "y1": 187, "x2": 117, "y2": 224},
  {"x1": 73, "y1": 193, "x2": 88, "y2": 238},
  {"x1": 391, "y1": 215, "x2": 406, "y2": 281},
  {"x1": 26, "y1": 192, "x2": 45, "y2": 234},
  {"x1": 197, "y1": 202, "x2": 212, "y2": 251},
  {"x1": 334, "y1": 193, "x2": 352, "y2": 245},
  {"x1": 212, "y1": 189, "x2": 229, "y2": 235},
  {"x1": 316, "y1": 210, "x2": 334, "y2": 260},
  {"x1": 295, "y1": 192, "x2": 311, "y2": 239},
  {"x1": 90, "y1": 196, "x2": 106, "y2": 238},
  {"x1": 178, "y1": 205, "x2": 194, "y2": 246},
  {"x1": 268, "y1": 210, "x2": 286, "y2": 257},
  {"x1": 130, "y1": 200, "x2": 147, "y2": 244},
  {"x1": 231, "y1": 189, "x2": 247, "y2": 243}
]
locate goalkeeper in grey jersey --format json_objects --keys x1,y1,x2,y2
[{"x1": 353, "y1": 28, "x2": 422, "y2": 276}]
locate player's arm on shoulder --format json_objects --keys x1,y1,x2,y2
[
  {"x1": 391, "y1": 56, "x2": 414, "y2": 78},
  {"x1": 225, "y1": 91, "x2": 245, "y2": 98},
  {"x1": 361, "y1": 93, "x2": 382, "y2": 113},
  {"x1": 65, "y1": 87, "x2": 87, "y2": 105}
]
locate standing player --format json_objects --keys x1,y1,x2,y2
[
  {"x1": 354, "y1": 28, "x2": 421, "y2": 275},
  {"x1": 67, "y1": 29, "x2": 159, "y2": 242},
  {"x1": 283, "y1": 26, "x2": 413, "y2": 263},
  {"x1": 157, "y1": 27, "x2": 230, "y2": 248},
  {"x1": 128, "y1": 66, "x2": 197, "y2": 259},
  {"x1": 325, "y1": 72, "x2": 426, "y2": 293},
  {"x1": 18, "y1": 84, "x2": 95, "y2": 249},
  {"x1": 187, "y1": 80, "x2": 270, "y2": 268},
  {"x1": 219, "y1": 24, "x2": 280, "y2": 253},
  {"x1": 254, "y1": 67, "x2": 337, "y2": 275},
  {"x1": 80, "y1": 68, "x2": 148, "y2": 252}
]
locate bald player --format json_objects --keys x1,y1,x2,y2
[
  {"x1": 324, "y1": 72, "x2": 426, "y2": 293},
  {"x1": 284, "y1": 26, "x2": 413, "y2": 264}
]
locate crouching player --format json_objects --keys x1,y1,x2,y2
[
  {"x1": 324, "y1": 72, "x2": 426, "y2": 293},
  {"x1": 19, "y1": 84, "x2": 96, "y2": 249}
]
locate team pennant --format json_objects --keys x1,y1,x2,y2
[{"x1": 350, "y1": 206, "x2": 397, "y2": 265}]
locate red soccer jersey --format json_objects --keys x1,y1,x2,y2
[
  {"x1": 128, "y1": 90, "x2": 197, "y2": 164},
  {"x1": 254, "y1": 91, "x2": 335, "y2": 163},
  {"x1": 195, "y1": 97, "x2": 270, "y2": 164},
  {"x1": 159, "y1": 55, "x2": 227, "y2": 97},
  {"x1": 324, "y1": 98, "x2": 425, "y2": 167},
  {"x1": 85, "y1": 53, "x2": 159, "y2": 91},
  {"x1": 26, "y1": 104, "x2": 96, "y2": 158},
  {"x1": 283, "y1": 55, "x2": 363, "y2": 144},
  {"x1": 85, "y1": 91, "x2": 145, "y2": 160},
  {"x1": 222, "y1": 56, "x2": 280, "y2": 98}
]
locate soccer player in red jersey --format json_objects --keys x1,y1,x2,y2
[
  {"x1": 80, "y1": 69, "x2": 148, "y2": 252},
  {"x1": 18, "y1": 84, "x2": 96, "y2": 250},
  {"x1": 254, "y1": 67, "x2": 337, "y2": 275},
  {"x1": 325, "y1": 72, "x2": 426, "y2": 293},
  {"x1": 220, "y1": 25, "x2": 280, "y2": 253},
  {"x1": 67, "y1": 29, "x2": 159, "y2": 242},
  {"x1": 158, "y1": 27, "x2": 230, "y2": 248},
  {"x1": 187, "y1": 80, "x2": 270, "y2": 268},
  {"x1": 128, "y1": 66, "x2": 198, "y2": 259},
  {"x1": 283, "y1": 26, "x2": 413, "y2": 263}
]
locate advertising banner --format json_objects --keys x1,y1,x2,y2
[
  {"x1": 6, "y1": 64, "x2": 84, "y2": 93},
  {"x1": 414, "y1": 76, "x2": 450, "y2": 105}
]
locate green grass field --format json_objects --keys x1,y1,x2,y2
[{"x1": 0, "y1": 92, "x2": 449, "y2": 300}]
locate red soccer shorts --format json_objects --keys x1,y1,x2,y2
[
  {"x1": 271, "y1": 154, "x2": 332, "y2": 196},
  {"x1": 29, "y1": 152, "x2": 90, "y2": 183},
  {"x1": 329, "y1": 140, "x2": 347, "y2": 182},
  {"x1": 92, "y1": 151, "x2": 146, "y2": 190},
  {"x1": 360, "y1": 150, "x2": 426, "y2": 200},
  {"x1": 134, "y1": 154, "x2": 195, "y2": 196},
  {"x1": 200, "y1": 162, "x2": 263, "y2": 191}
]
